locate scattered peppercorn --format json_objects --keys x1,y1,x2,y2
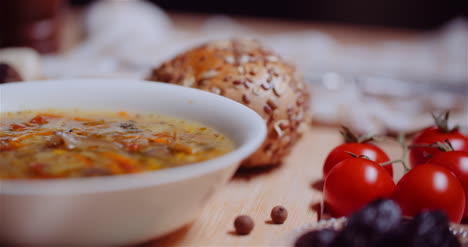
[
  {"x1": 234, "y1": 215, "x2": 254, "y2": 235},
  {"x1": 271, "y1": 206, "x2": 288, "y2": 224}
]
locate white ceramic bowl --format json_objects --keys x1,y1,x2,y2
[{"x1": 0, "y1": 80, "x2": 266, "y2": 246}]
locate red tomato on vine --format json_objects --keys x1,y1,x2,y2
[
  {"x1": 393, "y1": 164, "x2": 465, "y2": 223},
  {"x1": 428, "y1": 149, "x2": 468, "y2": 218},
  {"x1": 324, "y1": 156, "x2": 396, "y2": 217},
  {"x1": 410, "y1": 112, "x2": 468, "y2": 167},
  {"x1": 323, "y1": 127, "x2": 393, "y2": 178}
]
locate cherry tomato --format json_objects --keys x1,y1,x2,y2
[
  {"x1": 324, "y1": 157, "x2": 396, "y2": 217},
  {"x1": 410, "y1": 126, "x2": 468, "y2": 168},
  {"x1": 323, "y1": 143, "x2": 393, "y2": 178},
  {"x1": 393, "y1": 164, "x2": 465, "y2": 223},
  {"x1": 428, "y1": 151, "x2": 468, "y2": 218}
]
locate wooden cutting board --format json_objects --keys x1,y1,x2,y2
[{"x1": 146, "y1": 126, "x2": 403, "y2": 246}]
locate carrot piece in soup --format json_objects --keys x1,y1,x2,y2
[
  {"x1": 30, "y1": 115, "x2": 48, "y2": 125},
  {"x1": 10, "y1": 124, "x2": 26, "y2": 131},
  {"x1": 149, "y1": 137, "x2": 170, "y2": 144},
  {"x1": 14, "y1": 131, "x2": 55, "y2": 143},
  {"x1": 73, "y1": 117, "x2": 94, "y2": 122},
  {"x1": 118, "y1": 111, "x2": 130, "y2": 119},
  {"x1": 128, "y1": 143, "x2": 141, "y2": 152},
  {"x1": 170, "y1": 143, "x2": 193, "y2": 154},
  {"x1": 71, "y1": 153, "x2": 92, "y2": 166},
  {"x1": 31, "y1": 162, "x2": 56, "y2": 178},
  {"x1": 103, "y1": 152, "x2": 139, "y2": 173}
]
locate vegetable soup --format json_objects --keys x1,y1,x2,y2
[{"x1": 0, "y1": 110, "x2": 234, "y2": 179}]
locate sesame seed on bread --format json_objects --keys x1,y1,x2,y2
[{"x1": 147, "y1": 39, "x2": 310, "y2": 167}]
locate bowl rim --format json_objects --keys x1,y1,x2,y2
[{"x1": 0, "y1": 79, "x2": 267, "y2": 195}]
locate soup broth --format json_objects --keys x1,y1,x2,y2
[{"x1": 0, "y1": 110, "x2": 234, "y2": 179}]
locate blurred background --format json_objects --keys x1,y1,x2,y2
[
  {"x1": 0, "y1": 0, "x2": 467, "y2": 134},
  {"x1": 73, "y1": 0, "x2": 466, "y2": 29}
]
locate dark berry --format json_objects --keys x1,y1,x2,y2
[
  {"x1": 347, "y1": 199, "x2": 401, "y2": 233},
  {"x1": 295, "y1": 229, "x2": 339, "y2": 247},
  {"x1": 294, "y1": 201, "x2": 462, "y2": 247},
  {"x1": 340, "y1": 199, "x2": 402, "y2": 247},
  {"x1": 404, "y1": 211, "x2": 460, "y2": 247}
]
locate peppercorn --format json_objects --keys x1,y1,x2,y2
[
  {"x1": 271, "y1": 206, "x2": 288, "y2": 224},
  {"x1": 234, "y1": 215, "x2": 254, "y2": 235}
]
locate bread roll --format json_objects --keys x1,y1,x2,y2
[{"x1": 147, "y1": 39, "x2": 310, "y2": 167}]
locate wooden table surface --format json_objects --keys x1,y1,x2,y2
[
  {"x1": 60, "y1": 9, "x2": 417, "y2": 246},
  {"x1": 145, "y1": 126, "x2": 403, "y2": 247}
]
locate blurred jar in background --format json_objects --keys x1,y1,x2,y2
[{"x1": 0, "y1": 0, "x2": 65, "y2": 53}]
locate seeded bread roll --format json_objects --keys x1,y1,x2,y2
[{"x1": 147, "y1": 39, "x2": 310, "y2": 167}]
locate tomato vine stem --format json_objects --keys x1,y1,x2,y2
[
  {"x1": 432, "y1": 111, "x2": 458, "y2": 133},
  {"x1": 343, "y1": 151, "x2": 371, "y2": 160},
  {"x1": 397, "y1": 132, "x2": 410, "y2": 172}
]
